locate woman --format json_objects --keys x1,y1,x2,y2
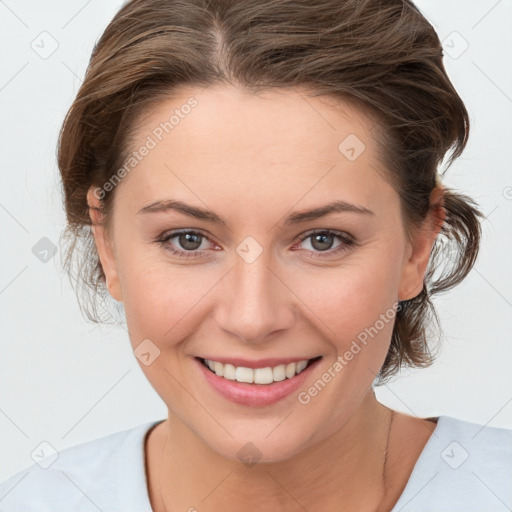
[{"x1": 1, "y1": 0, "x2": 510, "y2": 511}]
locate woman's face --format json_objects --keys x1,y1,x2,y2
[{"x1": 89, "y1": 85, "x2": 439, "y2": 462}]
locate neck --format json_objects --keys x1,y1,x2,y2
[{"x1": 150, "y1": 391, "x2": 397, "y2": 512}]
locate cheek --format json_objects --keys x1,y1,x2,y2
[
  {"x1": 288, "y1": 253, "x2": 401, "y2": 367},
  {"x1": 117, "y1": 253, "x2": 217, "y2": 346},
  {"x1": 295, "y1": 255, "x2": 400, "y2": 328}
]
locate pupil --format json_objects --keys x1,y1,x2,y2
[
  {"x1": 312, "y1": 233, "x2": 333, "y2": 251},
  {"x1": 180, "y1": 233, "x2": 201, "y2": 250}
]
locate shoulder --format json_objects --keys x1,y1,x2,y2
[
  {"x1": 0, "y1": 420, "x2": 162, "y2": 512},
  {"x1": 392, "y1": 415, "x2": 512, "y2": 512}
]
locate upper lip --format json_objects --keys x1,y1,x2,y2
[{"x1": 197, "y1": 355, "x2": 322, "y2": 369}]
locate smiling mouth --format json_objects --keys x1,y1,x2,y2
[{"x1": 197, "y1": 356, "x2": 322, "y2": 385}]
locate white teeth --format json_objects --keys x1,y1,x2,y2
[
  {"x1": 254, "y1": 367, "x2": 274, "y2": 385},
  {"x1": 272, "y1": 364, "x2": 286, "y2": 382},
  {"x1": 285, "y1": 363, "x2": 296, "y2": 379},
  {"x1": 214, "y1": 361, "x2": 223, "y2": 377},
  {"x1": 202, "y1": 358, "x2": 315, "y2": 385},
  {"x1": 235, "y1": 366, "x2": 254, "y2": 383},
  {"x1": 223, "y1": 363, "x2": 236, "y2": 380},
  {"x1": 296, "y1": 360, "x2": 308, "y2": 373}
]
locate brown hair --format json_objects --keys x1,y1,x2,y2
[{"x1": 58, "y1": 0, "x2": 484, "y2": 384}]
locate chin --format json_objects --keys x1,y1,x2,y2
[{"x1": 196, "y1": 421, "x2": 319, "y2": 466}]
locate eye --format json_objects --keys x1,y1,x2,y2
[
  {"x1": 157, "y1": 230, "x2": 217, "y2": 259},
  {"x1": 156, "y1": 228, "x2": 356, "y2": 260},
  {"x1": 294, "y1": 229, "x2": 355, "y2": 258}
]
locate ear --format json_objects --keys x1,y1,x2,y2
[
  {"x1": 86, "y1": 187, "x2": 123, "y2": 302},
  {"x1": 398, "y1": 186, "x2": 445, "y2": 301}
]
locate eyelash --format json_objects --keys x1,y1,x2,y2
[{"x1": 156, "y1": 229, "x2": 356, "y2": 260}]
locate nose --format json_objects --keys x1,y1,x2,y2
[{"x1": 214, "y1": 249, "x2": 295, "y2": 344}]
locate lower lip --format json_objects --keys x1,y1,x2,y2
[{"x1": 195, "y1": 357, "x2": 321, "y2": 407}]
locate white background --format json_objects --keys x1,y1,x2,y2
[{"x1": 1, "y1": 0, "x2": 511, "y2": 481}]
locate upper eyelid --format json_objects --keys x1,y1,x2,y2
[
  {"x1": 298, "y1": 228, "x2": 353, "y2": 240},
  {"x1": 161, "y1": 229, "x2": 216, "y2": 247}
]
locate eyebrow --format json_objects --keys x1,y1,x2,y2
[{"x1": 137, "y1": 199, "x2": 374, "y2": 225}]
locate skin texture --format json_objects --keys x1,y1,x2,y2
[{"x1": 87, "y1": 85, "x2": 444, "y2": 511}]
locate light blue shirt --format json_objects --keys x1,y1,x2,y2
[{"x1": 0, "y1": 415, "x2": 511, "y2": 511}]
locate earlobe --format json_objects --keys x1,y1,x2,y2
[
  {"x1": 398, "y1": 186, "x2": 446, "y2": 301},
  {"x1": 86, "y1": 188, "x2": 123, "y2": 302}
]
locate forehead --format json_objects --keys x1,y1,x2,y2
[
  {"x1": 117, "y1": 85, "x2": 393, "y2": 214},
  {"x1": 133, "y1": 85, "x2": 378, "y2": 159}
]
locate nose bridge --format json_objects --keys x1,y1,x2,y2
[{"x1": 215, "y1": 245, "x2": 294, "y2": 343}]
